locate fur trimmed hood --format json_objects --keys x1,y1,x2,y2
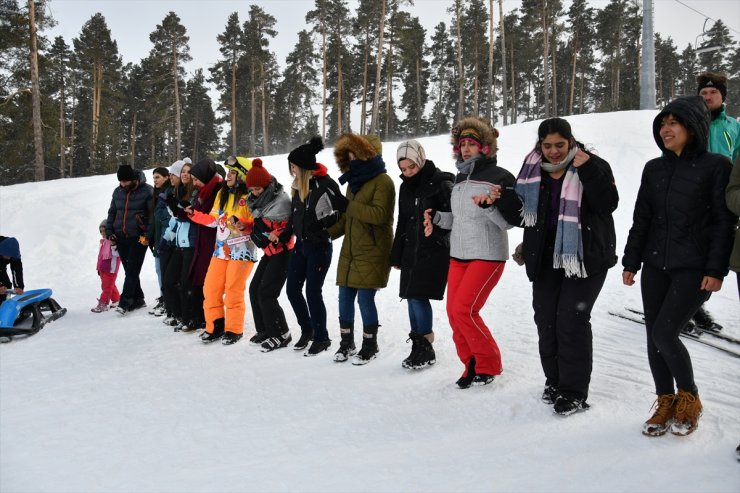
[
  {"x1": 451, "y1": 116, "x2": 498, "y2": 158},
  {"x1": 334, "y1": 133, "x2": 381, "y2": 173}
]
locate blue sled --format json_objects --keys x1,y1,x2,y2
[{"x1": 0, "y1": 289, "x2": 67, "y2": 342}]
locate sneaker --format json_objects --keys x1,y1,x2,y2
[
  {"x1": 222, "y1": 332, "x2": 242, "y2": 345},
  {"x1": 91, "y1": 301, "x2": 109, "y2": 313},
  {"x1": 472, "y1": 374, "x2": 496, "y2": 386},
  {"x1": 293, "y1": 332, "x2": 313, "y2": 351},
  {"x1": 553, "y1": 395, "x2": 590, "y2": 416},
  {"x1": 304, "y1": 340, "x2": 331, "y2": 357},
  {"x1": 456, "y1": 358, "x2": 476, "y2": 389},
  {"x1": 200, "y1": 330, "x2": 224, "y2": 344},
  {"x1": 670, "y1": 390, "x2": 702, "y2": 436},
  {"x1": 260, "y1": 333, "x2": 292, "y2": 352},
  {"x1": 249, "y1": 332, "x2": 270, "y2": 346},
  {"x1": 542, "y1": 385, "x2": 558, "y2": 405},
  {"x1": 642, "y1": 394, "x2": 676, "y2": 436}
]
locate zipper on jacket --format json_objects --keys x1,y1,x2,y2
[
  {"x1": 122, "y1": 190, "x2": 131, "y2": 237},
  {"x1": 662, "y1": 163, "x2": 675, "y2": 270}
]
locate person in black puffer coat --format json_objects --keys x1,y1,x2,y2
[
  {"x1": 106, "y1": 165, "x2": 154, "y2": 313},
  {"x1": 622, "y1": 95, "x2": 735, "y2": 438},
  {"x1": 390, "y1": 140, "x2": 453, "y2": 371},
  {"x1": 285, "y1": 137, "x2": 345, "y2": 356},
  {"x1": 506, "y1": 117, "x2": 618, "y2": 416}
]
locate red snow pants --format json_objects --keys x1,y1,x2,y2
[
  {"x1": 98, "y1": 271, "x2": 120, "y2": 305},
  {"x1": 446, "y1": 259, "x2": 505, "y2": 376}
]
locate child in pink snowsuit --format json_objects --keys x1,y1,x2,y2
[{"x1": 92, "y1": 220, "x2": 121, "y2": 312}]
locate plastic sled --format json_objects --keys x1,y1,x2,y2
[{"x1": 0, "y1": 289, "x2": 67, "y2": 342}]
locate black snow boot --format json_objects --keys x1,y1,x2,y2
[
  {"x1": 456, "y1": 358, "x2": 476, "y2": 389},
  {"x1": 402, "y1": 332, "x2": 421, "y2": 369},
  {"x1": 334, "y1": 321, "x2": 356, "y2": 363},
  {"x1": 409, "y1": 333, "x2": 436, "y2": 370},
  {"x1": 201, "y1": 318, "x2": 225, "y2": 343},
  {"x1": 352, "y1": 325, "x2": 379, "y2": 366},
  {"x1": 293, "y1": 330, "x2": 314, "y2": 351}
]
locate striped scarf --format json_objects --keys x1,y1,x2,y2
[{"x1": 515, "y1": 148, "x2": 587, "y2": 278}]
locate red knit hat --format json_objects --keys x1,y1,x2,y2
[{"x1": 245, "y1": 158, "x2": 271, "y2": 188}]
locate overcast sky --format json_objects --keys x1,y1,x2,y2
[{"x1": 45, "y1": 0, "x2": 739, "y2": 79}]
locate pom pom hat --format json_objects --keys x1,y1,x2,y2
[
  {"x1": 245, "y1": 158, "x2": 271, "y2": 189},
  {"x1": 288, "y1": 136, "x2": 325, "y2": 170}
]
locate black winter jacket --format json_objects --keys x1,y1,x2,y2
[
  {"x1": 390, "y1": 161, "x2": 454, "y2": 300},
  {"x1": 513, "y1": 152, "x2": 618, "y2": 282},
  {"x1": 290, "y1": 165, "x2": 343, "y2": 243},
  {"x1": 623, "y1": 96, "x2": 735, "y2": 279},
  {"x1": 106, "y1": 169, "x2": 155, "y2": 239}
]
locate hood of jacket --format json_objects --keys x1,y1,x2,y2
[{"x1": 652, "y1": 95, "x2": 710, "y2": 156}]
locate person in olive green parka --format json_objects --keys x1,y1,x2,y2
[{"x1": 328, "y1": 133, "x2": 395, "y2": 365}]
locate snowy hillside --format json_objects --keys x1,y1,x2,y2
[{"x1": 1, "y1": 110, "x2": 739, "y2": 493}]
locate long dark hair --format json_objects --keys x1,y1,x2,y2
[
  {"x1": 536, "y1": 118, "x2": 574, "y2": 148},
  {"x1": 218, "y1": 176, "x2": 248, "y2": 211},
  {"x1": 152, "y1": 167, "x2": 170, "y2": 208}
]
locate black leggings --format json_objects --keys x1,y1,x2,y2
[{"x1": 641, "y1": 264, "x2": 709, "y2": 395}]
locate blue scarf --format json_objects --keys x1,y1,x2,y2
[{"x1": 339, "y1": 155, "x2": 387, "y2": 193}]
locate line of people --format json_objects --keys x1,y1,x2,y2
[{"x1": 97, "y1": 73, "x2": 737, "y2": 436}]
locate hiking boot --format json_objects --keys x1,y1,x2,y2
[
  {"x1": 293, "y1": 331, "x2": 313, "y2": 351},
  {"x1": 201, "y1": 318, "x2": 225, "y2": 344},
  {"x1": 352, "y1": 325, "x2": 379, "y2": 365},
  {"x1": 305, "y1": 340, "x2": 331, "y2": 357},
  {"x1": 671, "y1": 390, "x2": 702, "y2": 436},
  {"x1": 692, "y1": 306, "x2": 722, "y2": 333},
  {"x1": 91, "y1": 300, "x2": 109, "y2": 313},
  {"x1": 553, "y1": 395, "x2": 590, "y2": 416},
  {"x1": 409, "y1": 333, "x2": 436, "y2": 370},
  {"x1": 401, "y1": 332, "x2": 421, "y2": 369},
  {"x1": 260, "y1": 332, "x2": 292, "y2": 352},
  {"x1": 642, "y1": 394, "x2": 676, "y2": 436},
  {"x1": 249, "y1": 332, "x2": 270, "y2": 346},
  {"x1": 456, "y1": 358, "x2": 476, "y2": 389},
  {"x1": 472, "y1": 374, "x2": 496, "y2": 386},
  {"x1": 334, "y1": 323, "x2": 356, "y2": 362},
  {"x1": 221, "y1": 332, "x2": 242, "y2": 345},
  {"x1": 542, "y1": 384, "x2": 558, "y2": 405}
]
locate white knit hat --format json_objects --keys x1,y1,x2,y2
[{"x1": 169, "y1": 160, "x2": 185, "y2": 177}]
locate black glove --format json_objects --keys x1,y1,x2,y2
[
  {"x1": 166, "y1": 195, "x2": 179, "y2": 214},
  {"x1": 334, "y1": 193, "x2": 349, "y2": 214}
]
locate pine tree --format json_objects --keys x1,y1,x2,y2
[
  {"x1": 697, "y1": 20, "x2": 733, "y2": 75},
  {"x1": 211, "y1": 12, "x2": 244, "y2": 155},
  {"x1": 182, "y1": 69, "x2": 218, "y2": 159},
  {"x1": 427, "y1": 22, "x2": 455, "y2": 134},
  {"x1": 564, "y1": 0, "x2": 596, "y2": 114},
  {"x1": 654, "y1": 34, "x2": 681, "y2": 106},
  {"x1": 396, "y1": 11, "x2": 427, "y2": 136},
  {"x1": 46, "y1": 35, "x2": 72, "y2": 178}
]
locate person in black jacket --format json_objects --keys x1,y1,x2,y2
[
  {"x1": 106, "y1": 165, "x2": 154, "y2": 314},
  {"x1": 285, "y1": 137, "x2": 345, "y2": 356},
  {"x1": 622, "y1": 96, "x2": 735, "y2": 437},
  {"x1": 0, "y1": 236, "x2": 23, "y2": 305},
  {"x1": 390, "y1": 140, "x2": 453, "y2": 370},
  {"x1": 506, "y1": 118, "x2": 618, "y2": 416}
]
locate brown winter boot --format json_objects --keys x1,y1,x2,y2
[
  {"x1": 671, "y1": 389, "x2": 702, "y2": 436},
  {"x1": 642, "y1": 394, "x2": 676, "y2": 437}
]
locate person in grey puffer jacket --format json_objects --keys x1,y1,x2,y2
[
  {"x1": 423, "y1": 116, "x2": 520, "y2": 389},
  {"x1": 106, "y1": 164, "x2": 154, "y2": 313}
]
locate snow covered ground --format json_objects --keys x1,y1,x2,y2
[{"x1": 1, "y1": 110, "x2": 739, "y2": 493}]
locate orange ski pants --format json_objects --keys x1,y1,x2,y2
[{"x1": 203, "y1": 257, "x2": 254, "y2": 335}]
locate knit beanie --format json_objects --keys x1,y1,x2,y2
[
  {"x1": 396, "y1": 140, "x2": 426, "y2": 169},
  {"x1": 190, "y1": 159, "x2": 217, "y2": 184},
  {"x1": 288, "y1": 136, "x2": 324, "y2": 170},
  {"x1": 116, "y1": 164, "x2": 137, "y2": 181},
  {"x1": 169, "y1": 160, "x2": 185, "y2": 178},
  {"x1": 99, "y1": 219, "x2": 107, "y2": 229},
  {"x1": 697, "y1": 72, "x2": 727, "y2": 101},
  {"x1": 245, "y1": 158, "x2": 271, "y2": 188}
]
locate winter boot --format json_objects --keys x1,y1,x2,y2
[
  {"x1": 91, "y1": 300, "x2": 109, "y2": 313},
  {"x1": 180, "y1": 321, "x2": 198, "y2": 333},
  {"x1": 201, "y1": 318, "x2": 225, "y2": 344},
  {"x1": 456, "y1": 358, "x2": 476, "y2": 389},
  {"x1": 642, "y1": 393, "x2": 676, "y2": 436},
  {"x1": 260, "y1": 332, "x2": 293, "y2": 352},
  {"x1": 671, "y1": 389, "x2": 702, "y2": 436},
  {"x1": 163, "y1": 315, "x2": 179, "y2": 326},
  {"x1": 334, "y1": 322, "x2": 356, "y2": 362},
  {"x1": 553, "y1": 394, "x2": 589, "y2": 415},
  {"x1": 409, "y1": 333, "x2": 436, "y2": 370},
  {"x1": 352, "y1": 325, "x2": 379, "y2": 365},
  {"x1": 293, "y1": 330, "x2": 314, "y2": 351},
  {"x1": 401, "y1": 332, "x2": 421, "y2": 369},
  {"x1": 221, "y1": 332, "x2": 243, "y2": 345},
  {"x1": 691, "y1": 306, "x2": 722, "y2": 333},
  {"x1": 305, "y1": 340, "x2": 332, "y2": 357},
  {"x1": 148, "y1": 297, "x2": 164, "y2": 315},
  {"x1": 542, "y1": 384, "x2": 558, "y2": 405},
  {"x1": 472, "y1": 374, "x2": 496, "y2": 386},
  {"x1": 249, "y1": 332, "x2": 270, "y2": 346}
]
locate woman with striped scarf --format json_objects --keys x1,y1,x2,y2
[{"x1": 508, "y1": 118, "x2": 618, "y2": 416}]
